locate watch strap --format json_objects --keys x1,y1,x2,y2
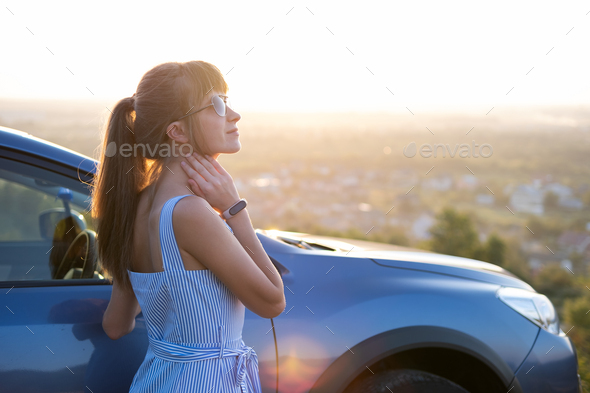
[{"x1": 221, "y1": 198, "x2": 247, "y2": 220}]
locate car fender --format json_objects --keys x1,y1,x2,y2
[{"x1": 310, "y1": 325, "x2": 527, "y2": 393}]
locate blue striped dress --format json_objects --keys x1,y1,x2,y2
[{"x1": 127, "y1": 194, "x2": 262, "y2": 393}]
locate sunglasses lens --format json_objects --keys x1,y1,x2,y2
[{"x1": 213, "y1": 95, "x2": 227, "y2": 116}]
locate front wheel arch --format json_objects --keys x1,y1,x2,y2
[{"x1": 309, "y1": 325, "x2": 522, "y2": 393}]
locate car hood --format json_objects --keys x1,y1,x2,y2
[
  {"x1": 362, "y1": 250, "x2": 534, "y2": 289},
  {"x1": 259, "y1": 230, "x2": 535, "y2": 291}
]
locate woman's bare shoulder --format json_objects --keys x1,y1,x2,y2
[
  {"x1": 174, "y1": 195, "x2": 213, "y2": 215},
  {"x1": 172, "y1": 195, "x2": 225, "y2": 234}
]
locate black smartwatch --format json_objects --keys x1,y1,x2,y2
[{"x1": 221, "y1": 198, "x2": 247, "y2": 220}]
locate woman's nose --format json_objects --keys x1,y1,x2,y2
[{"x1": 227, "y1": 106, "x2": 241, "y2": 122}]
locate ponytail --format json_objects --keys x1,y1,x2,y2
[{"x1": 91, "y1": 95, "x2": 146, "y2": 292}]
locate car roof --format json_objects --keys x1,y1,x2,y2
[{"x1": 0, "y1": 126, "x2": 97, "y2": 175}]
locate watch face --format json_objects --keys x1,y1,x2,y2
[{"x1": 229, "y1": 200, "x2": 247, "y2": 215}]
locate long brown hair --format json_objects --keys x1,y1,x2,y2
[{"x1": 91, "y1": 61, "x2": 229, "y2": 292}]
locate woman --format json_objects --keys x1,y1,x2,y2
[{"x1": 94, "y1": 60, "x2": 285, "y2": 392}]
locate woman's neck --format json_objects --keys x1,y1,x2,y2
[{"x1": 153, "y1": 157, "x2": 193, "y2": 198}]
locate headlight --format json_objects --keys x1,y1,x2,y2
[{"x1": 496, "y1": 286, "x2": 562, "y2": 335}]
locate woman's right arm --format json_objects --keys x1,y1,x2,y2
[
  {"x1": 175, "y1": 197, "x2": 285, "y2": 318},
  {"x1": 177, "y1": 152, "x2": 285, "y2": 317}
]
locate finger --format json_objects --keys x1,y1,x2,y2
[
  {"x1": 186, "y1": 179, "x2": 203, "y2": 197},
  {"x1": 204, "y1": 155, "x2": 230, "y2": 177},
  {"x1": 186, "y1": 154, "x2": 215, "y2": 183},
  {"x1": 181, "y1": 160, "x2": 206, "y2": 184},
  {"x1": 192, "y1": 153, "x2": 217, "y2": 179}
]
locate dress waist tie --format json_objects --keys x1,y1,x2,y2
[{"x1": 147, "y1": 325, "x2": 259, "y2": 393}]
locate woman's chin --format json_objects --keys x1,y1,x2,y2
[
  {"x1": 219, "y1": 143, "x2": 241, "y2": 155},
  {"x1": 228, "y1": 142, "x2": 241, "y2": 153}
]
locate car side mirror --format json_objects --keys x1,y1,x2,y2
[{"x1": 39, "y1": 208, "x2": 87, "y2": 240}]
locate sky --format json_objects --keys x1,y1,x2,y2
[{"x1": 1, "y1": 0, "x2": 589, "y2": 114}]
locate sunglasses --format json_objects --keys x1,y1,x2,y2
[{"x1": 176, "y1": 95, "x2": 230, "y2": 121}]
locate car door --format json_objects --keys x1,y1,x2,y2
[{"x1": 0, "y1": 155, "x2": 146, "y2": 393}]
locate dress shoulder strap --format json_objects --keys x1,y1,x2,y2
[
  {"x1": 159, "y1": 194, "x2": 194, "y2": 271},
  {"x1": 159, "y1": 194, "x2": 234, "y2": 271}
]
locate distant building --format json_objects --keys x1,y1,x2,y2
[
  {"x1": 422, "y1": 175, "x2": 452, "y2": 191},
  {"x1": 476, "y1": 194, "x2": 494, "y2": 205},
  {"x1": 507, "y1": 181, "x2": 583, "y2": 213},
  {"x1": 544, "y1": 182, "x2": 572, "y2": 199},
  {"x1": 558, "y1": 196, "x2": 584, "y2": 210},
  {"x1": 457, "y1": 174, "x2": 478, "y2": 190},
  {"x1": 560, "y1": 259, "x2": 574, "y2": 273},
  {"x1": 543, "y1": 182, "x2": 583, "y2": 210},
  {"x1": 509, "y1": 184, "x2": 544, "y2": 215},
  {"x1": 411, "y1": 213, "x2": 436, "y2": 240},
  {"x1": 557, "y1": 231, "x2": 590, "y2": 257}
]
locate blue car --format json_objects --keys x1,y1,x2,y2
[{"x1": 0, "y1": 125, "x2": 582, "y2": 393}]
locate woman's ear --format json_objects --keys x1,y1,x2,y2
[{"x1": 165, "y1": 121, "x2": 189, "y2": 144}]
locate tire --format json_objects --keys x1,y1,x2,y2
[{"x1": 344, "y1": 368, "x2": 471, "y2": 393}]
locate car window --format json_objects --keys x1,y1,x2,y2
[{"x1": 0, "y1": 157, "x2": 104, "y2": 283}]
